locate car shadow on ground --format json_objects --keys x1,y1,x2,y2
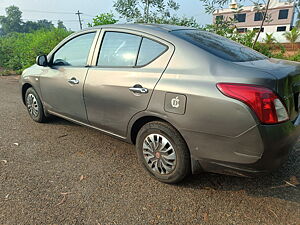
[
  {"x1": 179, "y1": 148, "x2": 300, "y2": 203},
  {"x1": 46, "y1": 117, "x2": 300, "y2": 203},
  {"x1": 46, "y1": 116, "x2": 80, "y2": 127}
]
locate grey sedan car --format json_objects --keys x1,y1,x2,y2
[{"x1": 20, "y1": 24, "x2": 300, "y2": 183}]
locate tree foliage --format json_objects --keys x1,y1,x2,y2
[
  {"x1": 88, "y1": 13, "x2": 118, "y2": 27},
  {"x1": 57, "y1": 20, "x2": 67, "y2": 30},
  {"x1": 283, "y1": 27, "x2": 300, "y2": 50},
  {"x1": 0, "y1": 28, "x2": 71, "y2": 71},
  {"x1": 23, "y1": 20, "x2": 55, "y2": 33},
  {"x1": 113, "y1": 0, "x2": 180, "y2": 23},
  {"x1": 0, "y1": 5, "x2": 23, "y2": 34},
  {"x1": 0, "y1": 6, "x2": 66, "y2": 35},
  {"x1": 263, "y1": 33, "x2": 276, "y2": 45}
]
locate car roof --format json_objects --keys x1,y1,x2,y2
[{"x1": 82, "y1": 23, "x2": 194, "y2": 34}]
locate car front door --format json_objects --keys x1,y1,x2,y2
[
  {"x1": 40, "y1": 30, "x2": 98, "y2": 122},
  {"x1": 84, "y1": 29, "x2": 174, "y2": 137}
]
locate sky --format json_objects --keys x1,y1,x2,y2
[{"x1": 0, "y1": 0, "x2": 213, "y2": 31}]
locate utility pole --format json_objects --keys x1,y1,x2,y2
[
  {"x1": 252, "y1": 0, "x2": 271, "y2": 48},
  {"x1": 145, "y1": 0, "x2": 150, "y2": 23},
  {"x1": 75, "y1": 10, "x2": 83, "y2": 30}
]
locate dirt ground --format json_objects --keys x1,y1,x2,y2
[{"x1": 0, "y1": 76, "x2": 299, "y2": 224}]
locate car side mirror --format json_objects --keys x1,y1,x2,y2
[{"x1": 36, "y1": 55, "x2": 48, "y2": 67}]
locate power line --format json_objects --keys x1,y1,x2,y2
[
  {"x1": 22, "y1": 9, "x2": 75, "y2": 15},
  {"x1": 22, "y1": 19, "x2": 80, "y2": 22},
  {"x1": 82, "y1": 13, "x2": 95, "y2": 17},
  {"x1": 22, "y1": 9, "x2": 96, "y2": 18}
]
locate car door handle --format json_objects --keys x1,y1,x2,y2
[
  {"x1": 68, "y1": 77, "x2": 79, "y2": 85},
  {"x1": 129, "y1": 86, "x2": 148, "y2": 94}
]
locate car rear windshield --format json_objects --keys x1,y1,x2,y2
[{"x1": 170, "y1": 29, "x2": 267, "y2": 62}]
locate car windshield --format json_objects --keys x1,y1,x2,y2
[{"x1": 170, "y1": 29, "x2": 267, "y2": 62}]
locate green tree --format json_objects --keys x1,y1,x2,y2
[
  {"x1": 57, "y1": 20, "x2": 67, "y2": 30},
  {"x1": 23, "y1": 20, "x2": 54, "y2": 33},
  {"x1": 155, "y1": 15, "x2": 200, "y2": 28},
  {"x1": 283, "y1": 27, "x2": 300, "y2": 51},
  {"x1": 35, "y1": 20, "x2": 54, "y2": 30},
  {"x1": 88, "y1": 13, "x2": 118, "y2": 27},
  {"x1": 198, "y1": 0, "x2": 273, "y2": 47},
  {"x1": 113, "y1": 0, "x2": 180, "y2": 23},
  {"x1": 0, "y1": 5, "x2": 23, "y2": 35},
  {"x1": 263, "y1": 33, "x2": 276, "y2": 45},
  {"x1": 0, "y1": 28, "x2": 72, "y2": 71}
]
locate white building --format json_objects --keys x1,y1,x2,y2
[{"x1": 213, "y1": 0, "x2": 297, "y2": 43}]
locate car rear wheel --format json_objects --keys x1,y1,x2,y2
[
  {"x1": 136, "y1": 121, "x2": 191, "y2": 183},
  {"x1": 25, "y1": 87, "x2": 46, "y2": 123}
]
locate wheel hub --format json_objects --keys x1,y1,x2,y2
[
  {"x1": 26, "y1": 93, "x2": 39, "y2": 117},
  {"x1": 155, "y1": 152, "x2": 161, "y2": 159},
  {"x1": 142, "y1": 134, "x2": 176, "y2": 175}
]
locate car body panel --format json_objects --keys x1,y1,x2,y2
[
  {"x1": 40, "y1": 67, "x2": 90, "y2": 122},
  {"x1": 20, "y1": 24, "x2": 300, "y2": 177},
  {"x1": 84, "y1": 28, "x2": 175, "y2": 137}
]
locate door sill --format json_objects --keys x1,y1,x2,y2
[{"x1": 48, "y1": 110, "x2": 127, "y2": 140}]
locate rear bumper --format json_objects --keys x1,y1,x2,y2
[{"x1": 185, "y1": 116, "x2": 300, "y2": 177}]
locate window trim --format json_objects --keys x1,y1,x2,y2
[
  {"x1": 278, "y1": 9, "x2": 289, "y2": 20},
  {"x1": 95, "y1": 30, "x2": 169, "y2": 69},
  {"x1": 215, "y1": 15, "x2": 224, "y2": 21},
  {"x1": 277, "y1": 26, "x2": 287, "y2": 32},
  {"x1": 49, "y1": 31, "x2": 98, "y2": 68},
  {"x1": 253, "y1": 27, "x2": 264, "y2": 32},
  {"x1": 236, "y1": 28, "x2": 247, "y2": 33},
  {"x1": 254, "y1": 12, "x2": 265, "y2": 21},
  {"x1": 234, "y1": 13, "x2": 246, "y2": 23}
]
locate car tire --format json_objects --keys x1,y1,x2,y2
[
  {"x1": 25, "y1": 87, "x2": 47, "y2": 123},
  {"x1": 136, "y1": 121, "x2": 191, "y2": 183}
]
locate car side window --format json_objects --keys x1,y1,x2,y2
[
  {"x1": 97, "y1": 32, "x2": 142, "y2": 67},
  {"x1": 52, "y1": 32, "x2": 96, "y2": 67},
  {"x1": 137, "y1": 38, "x2": 167, "y2": 66}
]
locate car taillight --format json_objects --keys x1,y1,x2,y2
[{"x1": 217, "y1": 83, "x2": 289, "y2": 124}]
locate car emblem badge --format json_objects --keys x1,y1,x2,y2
[{"x1": 155, "y1": 152, "x2": 161, "y2": 158}]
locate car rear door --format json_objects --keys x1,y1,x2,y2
[
  {"x1": 40, "y1": 30, "x2": 99, "y2": 123},
  {"x1": 84, "y1": 28, "x2": 174, "y2": 137}
]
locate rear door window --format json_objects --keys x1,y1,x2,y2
[
  {"x1": 137, "y1": 38, "x2": 167, "y2": 66},
  {"x1": 97, "y1": 32, "x2": 142, "y2": 67},
  {"x1": 171, "y1": 29, "x2": 267, "y2": 62}
]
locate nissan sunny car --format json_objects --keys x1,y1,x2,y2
[{"x1": 20, "y1": 24, "x2": 300, "y2": 183}]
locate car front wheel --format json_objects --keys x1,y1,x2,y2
[
  {"x1": 136, "y1": 121, "x2": 191, "y2": 183},
  {"x1": 25, "y1": 87, "x2": 46, "y2": 123}
]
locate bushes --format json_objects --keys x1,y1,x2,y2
[
  {"x1": 285, "y1": 51, "x2": 300, "y2": 62},
  {"x1": 0, "y1": 28, "x2": 71, "y2": 72}
]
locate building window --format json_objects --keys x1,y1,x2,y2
[
  {"x1": 254, "y1": 12, "x2": 265, "y2": 21},
  {"x1": 234, "y1": 13, "x2": 246, "y2": 22},
  {"x1": 277, "y1": 26, "x2": 286, "y2": 32},
  {"x1": 216, "y1": 15, "x2": 224, "y2": 21},
  {"x1": 278, "y1": 9, "x2": 289, "y2": 19},
  {"x1": 237, "y1": 28, "x2": 247, "y2": 33},
  {"x1": 253, "y1": 27, "x2": 264, "y2": 32}
]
